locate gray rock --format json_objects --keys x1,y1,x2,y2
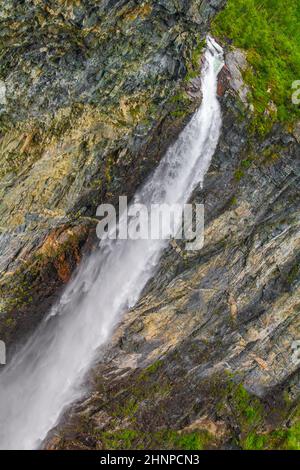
[{"x1": 225, "y1": 48, "x2": 251, "y2": 106}]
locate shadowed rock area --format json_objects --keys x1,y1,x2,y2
[{"x1": 0, "y1": 0, "x2": 299, "y2": 450}]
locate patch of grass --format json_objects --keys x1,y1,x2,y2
[
  {"x1": 228, "y1": 195, "x2": 238, "y2": 206},
  {"x1": 212, "y1": 0, "x2": 300, "y2": 133},
  {"x1": 243, "y1": 432, "x2": 267, "y2": 450},
  {"x1": 112, "y1": 398, "x2": 139, "y2": 420},
  {"x1": 243, "y1": 418, "x2": 300, "y2": 450},
  {"x1": 218, "y1": 374, "x2": 300, "y2": 450},
  {"x1": 233, "y1": 154, "x2": 256, "y2": 181},
  {"x1": 234, "y1": 168, "x2": 244, "y2": 181},
  {"x1": 216, "y1": 376, "x2": 264, "y2": 443},
  {"x1": 99, "y1": 428, "x2": 214, "y2": 450},
  {"x1": 101, "y1": 429, "x2": 139, "y2": 450},
  {"x1": 240, "y1": 159, "x2": 252, "y2": 169},
  {"x1": 107, "y1": 360, "x2": 170, "y2": 424},
  {"x1": 138, "y1": 359, "x2": 163, "y2": 382},
  {"x1": 230, "y1": 383, "x2": 263, "y2": 430},
  {"x1": 157, "y1": 429, "x2": 214, "y2": 450},
  {"x1": 267, "y1": 422, "x2": 300, "y2": 450}
]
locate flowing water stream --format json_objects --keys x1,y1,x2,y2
[{"x1": 0, "y1": 36, "x2": 224, "y2": 450}]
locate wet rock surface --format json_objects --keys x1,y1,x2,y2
[
  {"x1": 0, "y1": 1, "x2": 299, "y2": 450},
  {"x1": 0, "y1": 0, "x2": 225, "y2": 346},
  {"x1": 46, "y1": 49, "x2": 300, "y2": 449}
]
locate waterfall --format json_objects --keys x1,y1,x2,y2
[{"x1": 0, "y1": 36, "x2": 224, "y2": 450}]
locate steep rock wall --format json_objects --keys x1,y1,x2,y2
[{"x1": 0, "y1": 0, "x2": 225, "y2": 348}]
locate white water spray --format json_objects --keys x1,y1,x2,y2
[{"x1": 0, "y1": 37, "x2": 224, "y2": 449}]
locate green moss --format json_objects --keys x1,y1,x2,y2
[
  {"x1": 229, "y1": 383, "x2": 263, "y2": 430},
  {"x1": 234, "y1": 154, "x2": 255, "y2": 180},
  {"x1": 260, "y1": 145, "x2": 282, "y2": 164},
  {"x1": 263, "y1": 404, "x2": 300, "y2": 449},
  {"x1": 168, "y1": 90, "x2": 190, "y2": 119},
  {"x1": 234, "y1": 168, "x2": 245, "y2": 181},
  {"x1": 191, "y1": 40, "x2": 206, "y2": 68},
  {"x1": 184, "y1": 38, "x2": 206, "y2": 82},
  {"x1": 240, "y1": 159, "x2": 252, "y2": 169},
  {"x1": 217, "y1": 376, "x2": 300, "y2": 450},
  {"x1": 101, "y1": 429, "x2": 139, "y2": 450},
  {"x1": 112, "y1": 398, "x2": 139, "y2": 421},
  {"x1": 156, "y1": 429, "x2": 214, "y2": 450},
  {"x1": 286, "y1": 263, "x2": 299, "y2": 285},
  {"x1": 243, "y1": 432, "x2": 267, "y2": 450},
  {"x1": 171, "y1": 109, "x2": 187, "y2": 118},
  {"x1": 242, "y1": 419, "x2": 300, "y2": 450},
  {"x1": 145, "y1": 360, "x2": 163, "y2": 374},
  {"x1": 268, "y1": 422, "x2": 300, "y2": 450},
  {"x1": 229, "y1": 196, "x2": 238, "y2": 206},
  {"x1": 212, "y1": 0, "x2": 300, "y2": 133},
  {"x1": 216, "y1": 376, "x2": 264, "y2": 445},
  {"x1": 282, "y1": 421, "x2": 300, "y2": 450},
  {"x1": 138, "y1": 359, "x2": 163, "y2": 382},
  {"x1": 4, "y1": 317, "x2": 16, "y2": 328},
  {"x1": 0, "y1": 225, "x2": 88, "y2": 313},
  {"x1": 104, "y1": 359, "x2": 171, "y2": 427},
  {"x1": 169, "y1": 92, "x2": 189, "y2": 104},
  {"x1": 99, "y1": 428, "x2": 214, "y2": 450}
]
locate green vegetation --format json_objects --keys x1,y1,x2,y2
[
  {"x1": 240, "y1": 159, "x2": 252, "y2": 169},
  {"x1": 99, "y1": 428, "x2": 214, "y2": 450},
  {"x1": 101, "y1": 429, "x2": 139, "y2": 450},
  {"x1": 184, "y1": 39, "x2": 206, "y2": 81},
  {"x1": 216, "y1": 376, "x2": 300, "y2": 450},
  {"x1": 0, "y1": 225, "x2": 88, "y2": 314},
  {"x1": 241, "y1": 419, "x2": 300, "y2": 450},
  {"x1": 261, "y1": 145, "x2": 281, "y2": 164},
  {"x1": 112, "y1": 398, "x2": 139, "y2": 420},
  {"x1": 68, "y1": 373, "x2": 300, "y2": 450},
  {"x1": 243, "y1": 432, "x2": 267, "y2": 450},
  {"x1": 229, "y1": 195, "x2": 238, "y2": 206},
  {"x1": 212, "y1": 0, "x2": 300, "y2": 133},
  {"x1": 169, "y1": 90, "x2": 191, "y2": 119},
  {"x1": 139, "y1": 359, "x2": 163, "y2": 378},
  {"x1": 234, "y1": 168, "x2": 245, "y2": 181},
  {"x1": 155, "y1": 429, "x2": 214, "y2": 450},
  {"x1": 286, "y1": 262, "x2": 300, "y2": 286},
  {"x1": 272, "y1": 421, "x2": 300, "y2": 450},
  {"x1": 233, "y1": 153, "x2": 257, "y2": 180},
  {"x1": 171, "y1": 109, "x2": 188, "y2": 118},
  {"x1": 227, "y1": 382, "x2": 263, "y2": 432},
  {"x1": 104, "y1": 359, "x2": 170, "y2": 425}
]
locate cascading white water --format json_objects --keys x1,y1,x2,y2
[{"x1": 0, "y1": 36, "x2": 224, "y2": 450}]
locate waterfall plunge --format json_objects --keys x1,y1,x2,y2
[{"x1": 0, "y1": 36, "x2": 224, "y2": 450}]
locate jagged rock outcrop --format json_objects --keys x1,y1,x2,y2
[
  {"x1": 0, "y1": 0, "x2": 299, "y2": 450},
  {"x1": 0, "y1": 0, "x2": 225, "y2": 348},
  {"x1": 45, "y1": 44, "x2": 300, "y2": 450}
]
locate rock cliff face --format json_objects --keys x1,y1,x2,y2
[
  {"x1": 0, "y1": 0, "x2": 224, "y2": 348},
  {"x1": 0, "y1": 1, "x2": 299, "y2": 450}
]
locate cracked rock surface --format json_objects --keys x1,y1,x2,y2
[{"x1": 0, "y1": 0, "x2": 299, "y2": 450}]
